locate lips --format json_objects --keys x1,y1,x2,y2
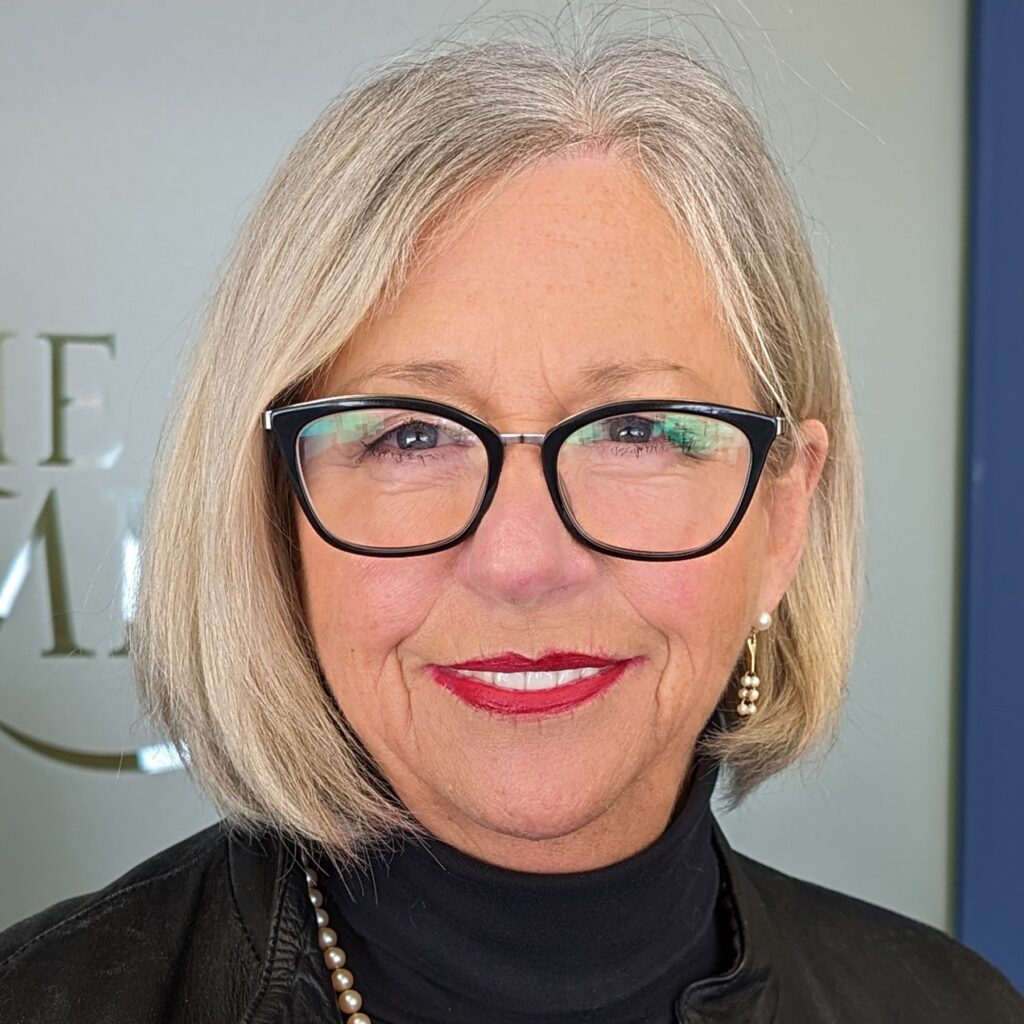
[{"x1": 428, "y1": 651, "x2": 638, "y2": 716}]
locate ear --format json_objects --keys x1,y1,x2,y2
[{"x1": 757, "y1": 418, "x2": 829, "y2": 613}]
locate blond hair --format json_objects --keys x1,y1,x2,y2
[{"x1": 131, "y1": 20, "x2": 862, "y2": 866}]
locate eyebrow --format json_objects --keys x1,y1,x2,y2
[
  {"x1": 340, "y1": 356, "x2": 713, "y2": 399},
  {"x1": 576, "y1": 357, "x2": 713, "y2": 397}
]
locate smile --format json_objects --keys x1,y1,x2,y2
[
  {"x1": 427, "y1": 652, "x2": 640, "y2": 716},
  {"x1": 443, "y1": 666, "x2": 607, "y2": 691}
]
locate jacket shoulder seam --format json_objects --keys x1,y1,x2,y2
[
  {"x1": 227, "y1": 839, "x2": 262, "y2": 967},
  {"x1": 240, "y1": 845, "x2": 292, "y2": 1024},
  {"x1": 0, "y1": 842, "x2": 216, "y2": 974}
]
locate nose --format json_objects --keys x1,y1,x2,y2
[{"x1": 453, "y1": 442, "x2": 598, "y2": 608}]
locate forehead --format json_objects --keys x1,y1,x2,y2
[{"x1": 323, "y1": 153, "x2": 751, "y2": 409}]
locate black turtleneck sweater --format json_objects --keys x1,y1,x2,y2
[{"x1": 321, "y1": 751, "x2": 735, "y2": 1024}]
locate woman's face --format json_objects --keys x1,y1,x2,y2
[{"x1": 299, "y1": 153, "x2": 826, "y2": 871}]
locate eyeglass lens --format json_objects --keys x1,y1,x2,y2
[{"x1": 295, "y1": 406, "x2": 752, "y2": 554}]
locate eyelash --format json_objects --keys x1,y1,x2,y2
[
  {"x1": 363, "y1": 443, "x2": 444, "y2": 464},
  {"x1": 607, "y1": 440, "x2": 672, "y2": 456}
]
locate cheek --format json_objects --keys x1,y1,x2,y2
[
  {"x1": 298, "y1": 521, "x2": 450, "y2": 664},
  {"x1": 616, "y1": 512, "x2": 764, "y2": 662},
  {"x1": 620, "y1": 556, "x2": 741, "y2": 639}
]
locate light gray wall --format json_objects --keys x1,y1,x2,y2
[{"x1": 0, "y1": 0, "x2": 966, "y2": 932}]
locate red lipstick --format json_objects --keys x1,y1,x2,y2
[{"x1": 428, "y1": 651, "x2": 640, "y2": 717}]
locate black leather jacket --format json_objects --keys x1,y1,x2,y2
[{"x1": 1, "y1": 816, "x2": 1021, "y2": 1023}]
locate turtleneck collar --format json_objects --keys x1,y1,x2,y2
[{"x1": 321, "y1": 748, "x2": 733, "y2": 1024}]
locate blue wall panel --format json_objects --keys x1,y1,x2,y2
[{"x1": 957, "y1": 0, "x2": 1024, "y2": 992}]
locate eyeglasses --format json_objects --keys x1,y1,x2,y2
[{"x1": 262, "y1": 395, "x2": 785, "y2": 561}]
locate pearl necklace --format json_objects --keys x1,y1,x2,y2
[{"x1": 301, "y1": 856, "x2": 373, "y2": 1023}]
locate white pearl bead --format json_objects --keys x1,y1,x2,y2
[
  {"x1": 325, "y1": 946, "x2": 348, "y2": 970},
  {"x1": 303, "y1": 858, "x2": 368, "y2": 1019},
  {"x1": 748, "y1": 688, "x2": 760, "y2": 701},
  {"x1": 755, "y1": 611, "x2": 772, "y2": 631},
  {"x1": 331, "y1": 967, "x2": 354, "y2": 991},
  {"x1": 338, "y1": 988, "x2": 363, "y2": 1013}
]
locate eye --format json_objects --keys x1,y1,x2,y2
[
  {"x1": 360, "y1": 416, "x2": 476, "y2": 460},
  {"x1": 607, "y1": 416, "x2": 656, "y2": 443},
  {"x1": 385, "y1": 420, "x2": 440, "y2": 450}
]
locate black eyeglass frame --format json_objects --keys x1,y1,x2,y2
[{"x1": 263, "y1": 395, "x2": 786, "y2": 561}]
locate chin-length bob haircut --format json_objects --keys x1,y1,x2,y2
[{"x1": 130, "y1": 22, "x2": 863, "y2": 866}]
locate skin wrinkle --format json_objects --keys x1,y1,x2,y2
[{"x1": 298, "y1": 152, "x2": 826, "y2": 873}]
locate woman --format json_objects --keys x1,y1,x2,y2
[{"x1": 1, "y1": 28, "x2": 1020, "y2": 1024}]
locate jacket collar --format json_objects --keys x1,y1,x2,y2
[
  {"x1": 228, "y1": 812, "x2": 819, "y2": 1023},
  {"x1": 672, "y1": 817, "x2": 820, "y2": 1023}
]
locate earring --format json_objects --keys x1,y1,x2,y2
[{"x1": 737, "y1": 611, "x2": 772, "y2": 717}]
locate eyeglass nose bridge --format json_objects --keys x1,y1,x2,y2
[
  {"x1": 486, "y1": 431, "x2": 566, "y2": 540},
  {"x1": 498, "y1": 432, "x2": 547, "y2": 447}
]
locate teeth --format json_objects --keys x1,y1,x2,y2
[{"x1": 450, "y1": 667, "x2": 607, "y2": 691}]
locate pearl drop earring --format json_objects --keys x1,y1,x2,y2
[{"x1": 737, "y1": 611, "x2": 772, "y2": 717}]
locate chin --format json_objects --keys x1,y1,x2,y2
[{"x1": 455, "y1": 784, "x2": 618, "y2": 845}]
